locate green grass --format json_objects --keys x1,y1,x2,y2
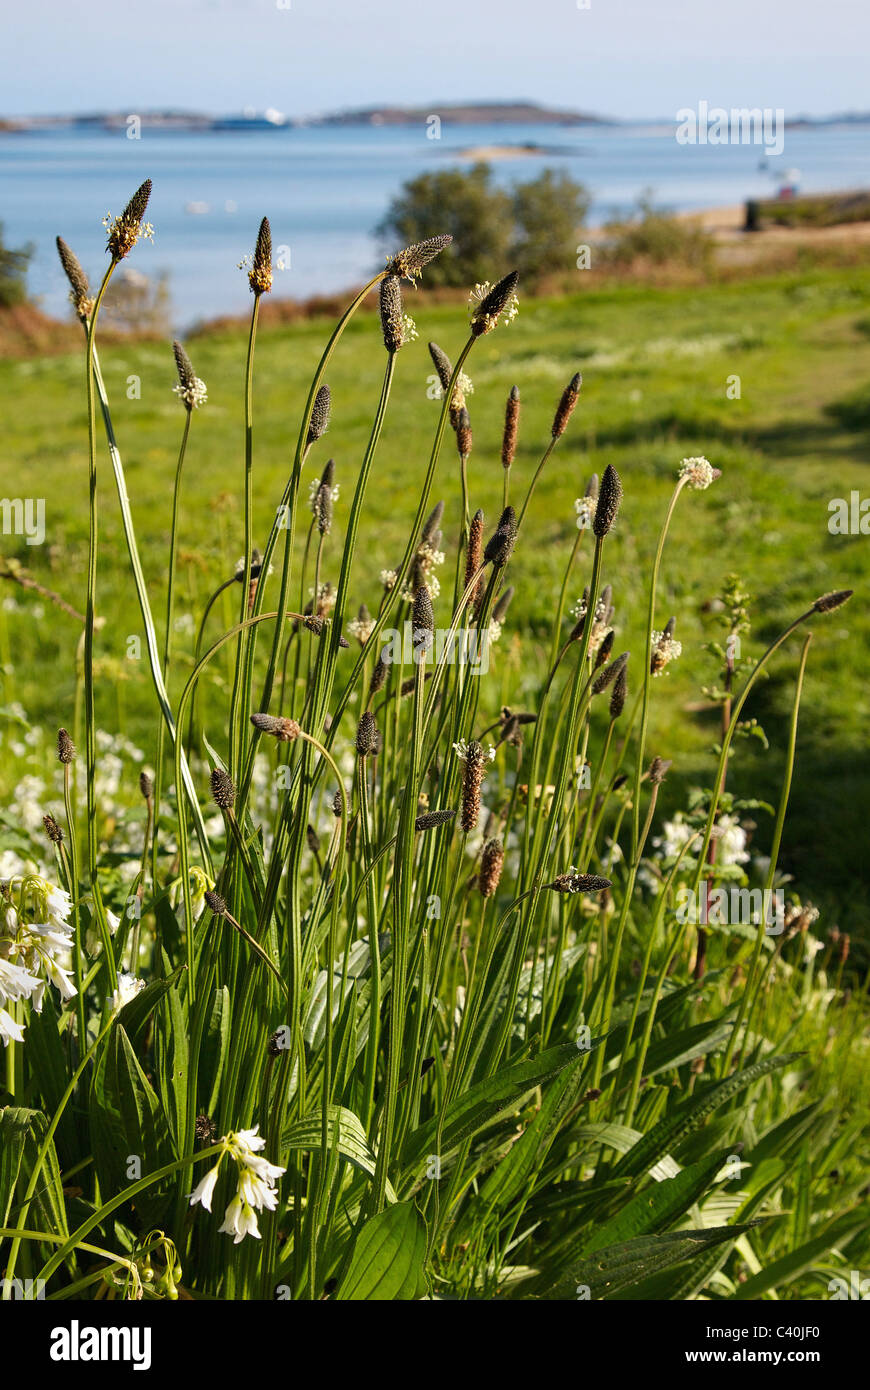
[
  {"x1": 3, "y1": 264, "x2": 868, "y2": 932},
  {"x1": 1, "y1": 252, "x2": 869, "y2": 1303}
]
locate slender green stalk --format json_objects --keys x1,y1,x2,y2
[{"x1": 728, "y1": 633, "x2": 813, "y2": 1075}]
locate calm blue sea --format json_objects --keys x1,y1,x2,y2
[{"x1": 1, "y1": 121, "x2": 868, "y2": 329}]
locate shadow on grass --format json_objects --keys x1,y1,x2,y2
[
  {"x1": 583, "y1": 386, "x2": 870, "y2": 464},
  {"x1": 662, "y1": 672, "x2": 870, "y2": 949}
]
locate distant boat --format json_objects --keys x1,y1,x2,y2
[{"x1": 213, "y1": 108, "x2": 287, "y2": 132}]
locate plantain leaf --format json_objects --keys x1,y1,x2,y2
[
  {"x1": 199, "y1": 985, "x2": 231, "y2": 1118},
  {"x1": 543, "y1": 1222, "x2": 762, "y2": 1300},
  {"x1": 480, "y1": 1056, "x2": 588, "y2": 1209},
  {"x1": 639, "y1": 1018, "x2": 734, "y2": 1078},
  {"x1": 583, "y1": 1151, "x2": 730, "y2": 1254},
  {"x1": 0, "y1": 1107, "x2": 33, "y2": 1227},
  {"x1": 732, "y1": 1219, "x2": 866, "y2": 1300},
  {"x1": 401, "y1": 1043, "x2": 589, "y2": 1180},
  {"x1": 0, "y1": 1106, "x2": 69, "y2": 1242},
  {"x1": 89, "y1": 1025, "x2": 176, "y2": 1230},
  {"x1": 335, "y1": 1200, "x2": 428, "y2": 1300},
  {"x1": 115, "y1": 966, "x2": 186, "y2": 1048},
  {"x1": 614, "y1": 1052, "x2": 802, "y2": 1179},
  {"x1": 19, "y1": 1000, "x2": 78, "y2": 1167},
  {"x1": 153, "y1": 952, "x2": 189, "y2": 1147},
  {"x1": 283, "y1": 1106, "x2": 378, "y2": 1181}
]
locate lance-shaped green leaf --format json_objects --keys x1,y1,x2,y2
[
  {"x1": 614, "y1": 1053, "x2": 802, "y2": 1179},
  {"x1": 544, "y1": 1222, "x2": 763, "y2": 1300},
  {"x1": 335, "y1": 1201, "x2": 428, "y2": 1301},
  {"x1": 283, "y1": 1106, "x2": 378, "y2": 1181},
  {"x1": 401, "y1": 1043, "x2": 588, "y2": 1179},
  {"x1": 732, "y1": 1219, "x2": 867, "y2": 1300}
]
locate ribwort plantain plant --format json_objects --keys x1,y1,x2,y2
[{"x1": 0, "y1": 185, "x2": 866, "y2": 1304}]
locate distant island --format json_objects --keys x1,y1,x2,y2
[
  {"x1": 310, "y1": 101, "x2": 613, "y2": 127},
  {"x1": 2, "y1": 102, "x2": 870, "y2": 133}
]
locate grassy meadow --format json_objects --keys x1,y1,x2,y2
[
  {"x1": 1, "y1": 230, "x2": 868, "y2": 1302},
  {"x1": 3, "y1": 264, "x2": 869, "y2": 931}
]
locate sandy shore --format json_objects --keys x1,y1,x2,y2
[
  {"x1": 456, "y1": 143, "x2": 566, "y2": 160},
  {"x1": 678, "y1": 203, "x2": 870, "y2": 252}
]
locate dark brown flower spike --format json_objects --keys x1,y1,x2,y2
[
  {"x1": 592, "y1": 651, "x2": 629, "y2": 695},
  {"x1": 593, "y1": 464, "x2": 623, "y2": 538},
  {"x1": 412, "y1": 584, "x2": 435, "y2": 655},
  {"x1": 379, "y1": 275, "x2": 405, "y2": 352},
  {"x1": 471, "y1": 270, "x2": 519, "y2": 336},
  {"x1": 250, "y1": 713, "x2": 301, "y2": 742},
  {"x1": 427, "y1": 343, "x2": 466, "y2": 426},
  {"x1": 386, "y1": 234, "x2": 452, "y2": 280},
  {"x1": 457, "y1": 407, "x2": 472, "y2": 460},
  {"x1": 648, "y1": 757, "x2": 672, "y2": 785},
  {"x1": 369, "y1": 653, "x2": 389, "y2": 696},
  {"x1": 548, "y1": 871, "x2": 612, "y2": 895},
  {"x1": 248, "y1": 216, "x2": 272, "y2": 295},
  {"x1": 594, "y1": 629, "x2": 615, "y2": 669},
  {"x1": 502, "y1": 386, "x2": 520, "y2": 468},
  {"x1": 106, "y1": 178, "x2": 153, "y2": 262},
  {"x1": 479, "y1": 838, "x2": 504, "y2": 899},
  {"x1": 552, "y1": 373, "x2": 582, "y2": 439},
  {"x1": 483, "y1": 506, "x2": 518, "y2": 569},
  {"x1": 459, "y1": 740, "x2": 490, "y2": 832},
  {"x1": 813, "y1": 589, "x2": 853, "y2": 613},
  {"x1": 43, "y1": 813, "x2": 64, "y2": 845},
  {"x1": 314, "y1": 459, "x2": 336, "y2": 535},
  {"x1": 56, "y1": 237, "x2": 93, "y2": 319},
  {"x1": 356, "y1": 710, "x2": 378, "y2": 758},
  {"x1": 428, "y1": 341, "x2": 452, "y2": 392},
  {"x1": 414, "y1": 809, "x2": 456, "y2": 832},
  {"x1": 610, "y1": 664, "x2": 628, "y2": 719},
  {"x1": 465, "y1": 508, "x2": 485, "y2": 600},
  {"x1": 57, "y1": 728, "x2": 76, "y2": 764},
  {"x1": 307, "y1": 385, "x2": 331, "y2": 445},
  {"x1": 139, "y1": 770, "x2": 153, "y2": 800},
  {"x1": 210, "y1": 768, "x2": 236, "y2": 810},
  {"x1": 422, "y1": 500, "x2": 444, "y2": 542},
  {"x1": 172, "y1": 339, "x2": 206, "y2": 410}
]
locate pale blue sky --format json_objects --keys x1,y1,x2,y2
[{"x1": 3, "y1": 0, "x2": 868, "y2": 120}]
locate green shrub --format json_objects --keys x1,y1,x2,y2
[
  {"x1": 0, "y1": 222, "x2": 33, "y2": 307},
  {"x1": 602, "y1": 196, "x2": 714, "y2": 272},
  {"x1": 376, "y1": 163, "x2": 512, "y2": 287},
  {"x1": 377, "y1": 163, "x2": 589, "y2": 288}
]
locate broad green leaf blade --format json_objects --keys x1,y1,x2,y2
[
  {"x1": 335, "y1": 1201, "x2": 428, "y2": 1301},
  {"x1": 21, "y1": 1000, "x2": 78, "y2": 1166},
  {"x1": 584, "y1": 1151, "x2": 730, "y2": 1255},
  {"x1": 0, "y1": 1107, "x2": 69, "y2": 1241},
  {"x1": 480, "y1": 1058, "x2": 586, "y2": 1210},
  {"x1": 546, "y1": 1223, "x2": 760, "y2": 1301},
  {"x1": 402, "y1": 1043, "x2": 587, "y2": 1179},
  {"x1": 154, "y1": 953, "x2": 189, "y2": 1148},
  {"x1": 639, "y1": 1019, "x2": 734, "y2": 1078},
  {"x1": 732, "y1": 1220, "x2": 866, "y2": 1300},
  {"x1": 115, "y1": 966, "x2": 186, "y2": 1047},
  {"x1": 0, "y1": 1107, "x2": 34, "y2": 1228},
  {"x1": 283, "y1": 1106, "x2": 378, "y2": 1181},
  {"x1": 614, "y1": 1052, "x2": 802, "y2": 1179},
  {"x1": 200, "y1": 985, "x2": 231, "y2": 1118}
]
